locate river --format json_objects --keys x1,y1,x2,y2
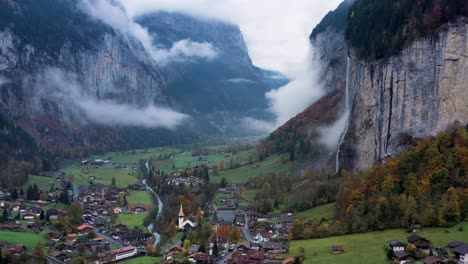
[{"x1": 144, "y1": 161, "x2": 163, "y2": 247}]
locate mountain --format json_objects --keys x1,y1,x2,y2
[
  {"x1": 137, "y1": 12, "x2": 288, "y2": 135},
  {"x1": 262, "y1": 0, "x2": 468, "y2": 171},
  {"x1": 0, "y1": 0, "x2": 283, "y2": 187}
]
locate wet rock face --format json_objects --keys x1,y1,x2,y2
[{"x1": 342, "y1": 19, "x2": 468, "y2": 170}]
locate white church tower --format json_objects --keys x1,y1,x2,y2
[{"x1": 178, "y1": 204, "x2": 185, "y2": 229}]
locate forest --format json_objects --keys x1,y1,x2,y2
[{"x1": 346, "y1": 0, "x2": 468, "y2": 60}]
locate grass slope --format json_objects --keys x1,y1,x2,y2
[
  {"x1": 296, "y1": 203, "x2": 335, "y2": 221},
  {"x1": 0, "y1": 231, "x2": 46, "y2": 248},
  {"x1": 121, "y1": 256, "x2": 161, "y2": 264},
  {"x1": 116, "y1": 214, "x2": 148, "y2": 232},
  {"x1": 289, "y1": 222, "x2": 468, "y2": 264},
  {"x1": 213, "y1": 155, "x2": 299, "y2": 183},
  {"x1": 126, "y1": 191, "x2": 151, "y2": 205}
]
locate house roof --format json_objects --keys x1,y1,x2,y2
[
  {"x1": 452, "y1": 243, "x2": 468, "y2": 255},
  {"x1": 389, "y1": 240, "x2": 405, "y2": 246},
  {"x1": 112, "y1": 246, "x2": 136, "y2": 255},
  {"x1": 283, "y1": 257, "x2": 295, "y2": 264},
  {"x1": 448, "y1": 241, "x2": 464, "y2": 248},
  {"x1": 331, "y1": 245, "x2": 344, "y2": 251},
  {"x1": 423, "y1": 256, "x2": 441, "y2": 264},
  {"x1": 393, "y1": 251, "x2": 410, "y2": 259},
  {"x1": 407, "y1": 235, "x2": 428, "y2": 243},
  {"x1": 77, "y1": 224, "x2": 94, "y2": 231}
]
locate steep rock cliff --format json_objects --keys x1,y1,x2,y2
[{"x1": 340, "y1": 18, "x2": 468, "y2": 170}]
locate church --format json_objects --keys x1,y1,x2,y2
[{"x1": 178, "y1": 204, "x2": 196, "y2": 230}]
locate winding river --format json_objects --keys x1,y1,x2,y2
[{"x1": 144, "y1": 161, "x2": 163, "y2": 247}]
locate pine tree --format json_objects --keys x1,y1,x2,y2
[
  {"x1": 31, "y1": 241, "x2": 45, "y2": 261},
  {"x1": 2, "y1": 208, "x2": 8, "y2": 222},
  {"x1": 39, "y1": 210, "x2": 45, "y2": 221},
  {"x1": 10, "y1": 189, "x2": 18, "y2": 200},
  {"x1": 198, "y1": 244, "x2": 206, "y2": 253},
  {"x1": 213, "y1": 242, "x2": 219, "y2": 256},
  {"x1": 111, "y1": 176, "x2": 116, "y2": 186}
]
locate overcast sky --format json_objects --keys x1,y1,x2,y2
[{"x1": 120, "y1": 0, "x2": 342, "y2": 76}]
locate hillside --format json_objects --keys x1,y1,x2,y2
[{"x1": 336, "y1": 126, "x2": 468, "y2": 232}]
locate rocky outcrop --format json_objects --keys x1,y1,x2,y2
[{"x1": 340, "y1": 18, "x2": 468, "y2": 170}]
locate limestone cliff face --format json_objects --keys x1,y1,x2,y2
[{"x1": 340, "y1": 18, "x2": 468, "y2": 170}]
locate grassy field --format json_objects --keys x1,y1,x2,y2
[
  {"x1": 62, "y1": 163, "x2": 139, "y2": 187},
  {"x1": 0, "y1": 231, "x2": 46, "y2": 248},
  {"x1": 121, "y1": 256, "x2": 161, "y2": 264},
  {"x1": 24, "y1": 174, "x2": 56, "y2": 191},
  {"x1": 289, "y1": 222, "x2": 468, "y2": 264},
  {"x1": 126, "y1": 191, "x2": 151, "y2": 205},
  {"x1": 116, "y1": 214, "x2": 148, "y2": 232},
  {"x1": 296, "y1": 203, "x2": 335, "y2": 221},
  {"x1": 90, "y1": 147, "x2": 181, "y2": 163},
  {"x1": 212, "y1": 155, "x2": 299, "y2": 184}
]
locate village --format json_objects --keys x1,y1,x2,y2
[{"x1": 0, "y1": 147, "x2": 466, "y2": 264}]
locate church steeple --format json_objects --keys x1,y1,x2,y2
[{"x1": 178, "y1": 204, "x2": 185, "y2": 217}]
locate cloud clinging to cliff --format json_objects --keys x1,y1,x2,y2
[
  {"x1": 79, "y1": 0, "x2": 218, "y2": 65},
  {"x1": 36, "y1": 68, "x2": 187, "y2": 129}
]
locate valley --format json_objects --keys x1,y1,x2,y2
[{"x1": 0, "y1": 0, "x2": 467, "y2": 264}]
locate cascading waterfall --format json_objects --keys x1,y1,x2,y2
[{"x1": 335, "y1": 53, "x2": 351, "y2": 173}]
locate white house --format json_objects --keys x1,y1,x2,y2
[
  {"x1": 452, "y1": 243, "x2": 468, "y2": 264},
  {"x1": 389, "y1": 240, "x2": 405, "y2": 252}
]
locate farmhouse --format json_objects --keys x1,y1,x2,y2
[
  {"x1": 77, "y1": 224, "x2": 94, "y2": 235},
  {"x1": 393, "y1": 251, "x2": 410, "y2": 264},
  {"x1": 451, "y1": 243, "x2": 468, "y2": 264},
  {"x1": 389, "y1": 240, "x2": 406, "y2": 252},
  {"x1": 407, "y1": 235, "x2": 432, "y2": 253},
  {"x1": 331, "y1": 245, "x2": 344, "y2": 254},
  {"x1": 112, "y1": 246, "x2": 138, "y2": 261}
]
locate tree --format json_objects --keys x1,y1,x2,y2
[
  {"x1": 213, "y1": 242, "x2": 219, "y2": 256},
  {"x1": 183, "y1": 239, "x2": 191, "y2": 249},
  {"x1": 2, "y1": 208, "x2": 8, "y2": 222},
  {"x1": 111, "y1": 176, "x2": 116, "y2": 186},
  {"x1": 228, "y1": 228, "x2": 242, "y2": 244},
  {"x1": 290, "y1": 219, "x2": 305, "y2": 240},
  {"x1": 31, "y1": 241, "x2": 45, "y2": 261},
  {"x1": 39, "y1": 210, "x2": 45, "y2": 221},
  {"x1": 67, "y1": 202, "x2": 83, "y2": 225},
  {"x1": 198, "y1": 244, "x2": 206, "y2": 253},
  {"x1": 10, "y1": 189, "x2": 18, "y2": 200},
  {"x1": 220, "y1": 178, "x2": 227, "y2": 188},
  {"x1": 146, "y1": 243, "x2": 154, "y2": 255}
]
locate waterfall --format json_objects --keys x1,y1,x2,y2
[{"x1": 335, "y1": 54, "x2": 351, "y2": 173}]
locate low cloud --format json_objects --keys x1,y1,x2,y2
[
  {"x1": 317, "y1": 110, "x2": 350, "y2": 150},
  {"x1": 36, "y1": 68, "x2": 187, "y2": 129},
  {"x1": 0, "y1": 75, "x2": 10, "y2": 86},
  {"x1": 223, "y1": 78, "x2": 255, "y2": 84},
  {"x1": 79, "y1": 0, "x2": 218, "y2": 65},
  {"x1": 241, "y1": 117, "x2": 277, "y2": 135}
]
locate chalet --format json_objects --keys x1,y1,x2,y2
[
  {"x1": 230, "y1": 250, "x2": 264, "y2": 264},
  {"x1": 67, "y1": 233, "x2": 78, "y2": 241},
  {"x1": 389, "y1": 240, "x2": 406, "y2": 252},
  {"x1": 190, "y1": 252, "x2": 215, "y2": 264},
  {"x1": 407, "y1": 235, "x2": 431, "y2": 253},
  {"x1": 114, "y1": 207, "x2": 122, "y2": 214},
  {"x1": 46, "y1": 208, "x2": 59, "y2": 220},
  {"x1": 393, "y1": 251, "x2": 410, "y2": 264},
  {"x1": 112, "y1": 246, "x2": 137, "y2": 261},
  {"x1": 7, "y1": 244, "x2": 27, "y2": 255},
  {"x1": 57, "y1": 241, "x2": 76, "y2": 252},
  {"x1": 50, "y1": 251, "x2": 71, "y2": 263},
  {"x1": 451, "y1": 243, "x2": 468, "y2": 264},
  {"x1": 237, "y1": 242, "x2": 251, "y2": 252},
  {"x1": 77, "y1": 224, "x2": 94, "y2": 235},
  {"x1": 253, "y1": 231, "x2": 271, "y2": 243},
  {"x1": 23, "y1": 213, "x2": 34, "y2": 220},
  {"x1": 46, "y1": 231, "x2": 62, "y2": 241},
  {"x1": 407, "y1": 224, "x2": 421, "y2": 233},
  {"x1": 331, "y1": 245, "x2": 344, "y2": 254},
  {"x1": 45, "y1": 241, "x2": 55, "y2": 248},
  {"x1": 30, "y1": 206, "x2": 43, "y2": 216},
  {"x1": 422, "y1": 256, "x2": 442, "y2": 264},
  {"x1": 263, "y1": 242, "x2": 284, "y2": 252}
]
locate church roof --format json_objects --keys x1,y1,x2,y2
[{"x1": 178, "y1": 204, "x2": 185, "y2": 217}]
